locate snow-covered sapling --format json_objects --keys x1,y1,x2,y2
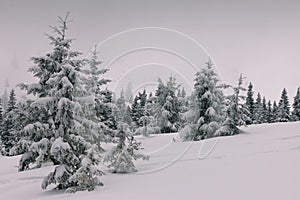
[{"x1": 104, "y1": 122, "x2": 149, "y2": 173}]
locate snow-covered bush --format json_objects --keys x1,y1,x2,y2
[
  {"x1": 134, "y1": 125, "x2": 160, "y2": 136},
  {"x1": 175, "y1": 124, "x2": 198, "y2": 142}
]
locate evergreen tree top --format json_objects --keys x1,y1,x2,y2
[{"x1": 7, "y1": 89, "x2": 17, "y2": 113}]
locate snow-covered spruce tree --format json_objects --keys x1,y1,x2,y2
[
  {"x1": 130, "y1": 95, "x2": 144, "y2": 128},
  {"x1": 134, "y1": 98, "x2": 159, "y2": 136},
  {"x1": 104, "y1": 122, "x2": 149, "y2": 173},
  {"x1": 9, "y1": 99, "x2": 34, "y2": 156},
  {"x1": 0, "y1": 98, "x2": 3, "y2": 154},
  {"x1": 1, "y1": 89, "x2": 18, "y2": 155},
  {"x1": 193, "y1": 59, "x2": 225, "y2": 140},
  {"x1": 81, "y1": 45, "x2": 113, "y2": 143},
  {"x1": 176, "y1": 86, "x2": 189, "y2": 129},
  {"x1": 154, "y1": 76, "x2": 180, "y2": 133},
  {"x1": 262, "y1": 97, "x2": 268, "y2": 123},
  {"x1": 271, "y1": 101, "x2": 279, "y2": 123},
  {"x1": 116, "y1": 89, "x2": 127, "y2": 122},
  {"x1": 130, "y1": 90, "x2": 147, "y2": 128},
  {"x1": 97, "y1": 88, "x2": 117, "y2": 130},
  {"x1": 217, "y1": 74, "x2": 249, "y2": 136},
  {"x1": 82, "y1": 45, "x2": 111, "y2": 95},
  {"x1": 253, "y1": 92, "x2": 263, "y2": 124},
  {"x1": 159, "y1": 95, "x2": 180, "y2": 133},
  {"x1": 245, "y1": 82, "x2": 255, "y2": 124},
  {"x1": 292, "y1": 87, "x2": 300, "y2": 121},
  {"x1": 267, "y1": 100, "x2": 272, "y2": 123},
  {"x1": 18, "y1": 14, "x2": 104, "y2": 192},
  {"x1": 277, "y1": 88, "x2": 290, "y2": 122}
]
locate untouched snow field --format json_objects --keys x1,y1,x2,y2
[{"x1": 0, "y1": 122, "x2": 300, "y2": 200}]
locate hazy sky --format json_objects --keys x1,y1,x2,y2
[{"x1": 0, "y1": 0, "x2": 300, "y2": 102}]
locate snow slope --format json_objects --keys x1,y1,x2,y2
[{"x1": 0, "y1": 122, "x2": 299, "y2": 200}]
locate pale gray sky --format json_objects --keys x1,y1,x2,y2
[{"x1": 0, "y1": 0, "x2": 300, "y2": 102}]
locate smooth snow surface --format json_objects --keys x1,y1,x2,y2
[{"x1": 0, "y1": 122, "x2": 299, "y2": 200}]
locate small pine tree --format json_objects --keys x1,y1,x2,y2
[
  {"x1": 193, "y1": 58, "x2": 225, "y2": 140},
  {"x1": 277, "y1": 88, "x2": 290, "y2": 122},
  {"x1": 104, "y1": 122, "x2": 149, "y2": 173},
  {"x1": 292, "y1": 87, "x2": 300, "y2": 121}
]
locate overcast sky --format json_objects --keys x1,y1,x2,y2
[{"x1": 0, "y1": 0, "x2": 300, "y2": 102}]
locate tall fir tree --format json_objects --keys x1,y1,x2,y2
[
  {"x1": 245, "y1": 82, "x2": 255, "y2": 124},
  {"x1": 18, "y1": 14, "x2": 104, "y2": 192},
  {"x1": 277, "y1": 88, "x2": 290, "y2": 122},
  {"x1": 292, "y1": 87, "x2": 300, "y2": 121},
  {"x1": 193, "y1": 58, "x2": 225, "y2": 140}
]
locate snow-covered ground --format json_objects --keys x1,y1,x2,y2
[{"x1": 1, "y1": 122, "x2": 300, "y2": 200}]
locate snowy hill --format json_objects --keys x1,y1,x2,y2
[{"x1": 1, "y1": 122, "x2": 300, "y2": 200}]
